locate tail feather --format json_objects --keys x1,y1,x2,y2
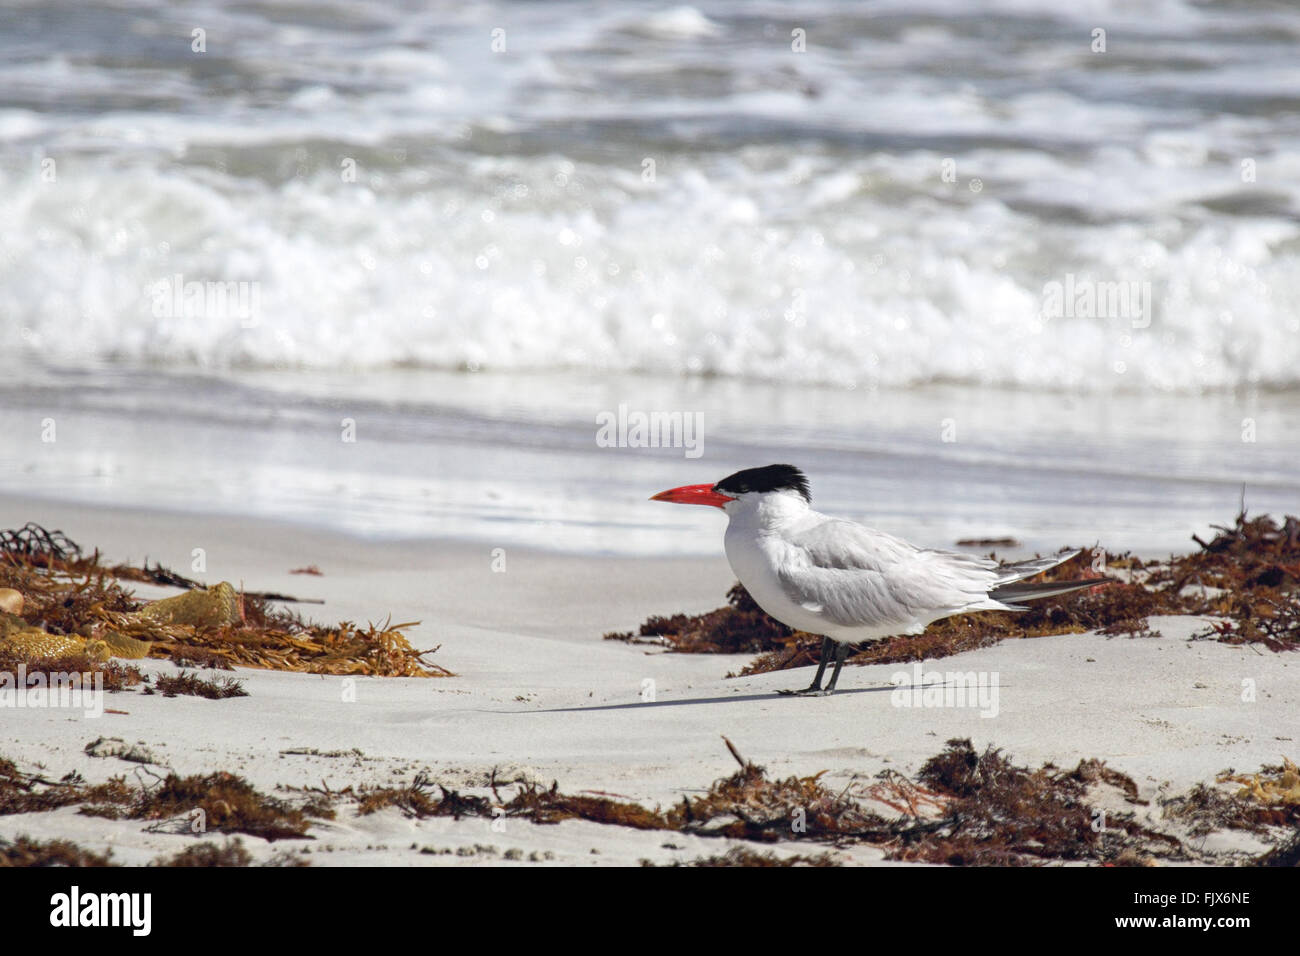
[
  {"x1": 992, "y1": 549, "x2": 1081, "y2": 587},
  {"x1": 989, "y1": 577, "x2": 1104, "y2": 609}
]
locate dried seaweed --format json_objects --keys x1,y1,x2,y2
[
  {"x1": 0, "y1": 835, "x2": 114, "y2": 867},
  {"x1": 170, "y1": 647, "x2": 234, "y2": 671},
  {"x1": 665, "y1": 737, "x2": 889, "y2": 841},
  {"x1": 147, "y1": 671, "x2": 248, "y2": 700},
  {"x1": 354, "y1": 771, "x2": 670, "y2": 829},
  {"x1": 354, "y1": 739, "x2": 892, "y2": 843},
  {"x1": 153, "y1": 838, "x2": 310, "y2": 866},
  {"x1": 1257, "y1": 827, "x2": 1300, "y2": 867},
  {"x1": 7, "y1": 740, "x2": 1274, "y2": 865},
  {"x1": 1199, "y1": 591, "x2": 1300, "y2": 651},
  {"x1": 507, "y1": 782, "x2": 669, "y2": 829},
  {"x1": 156, "y1": 839, "x2": 254, "y2": 867},
  {"x1": 0, "y1": 524, "x2": 449, "y2": 677},
  {"x1": 624, "y1": 509, "x2": 1300, "y2": 679},
  {"x1": 604, "y1": 582, "x2": 795, "y2": 653},
  {"x1": 354, "y1": 772, "x2": 473, "y2": 818},
  {"x1": 0, "y1": 523, "x2": 82, "y2": 562},
  {"x1": 82, "y1": 771, "x2": 330, "y2": 841},
  {"x1": 1162, "y1": 783, "x2": 1275, "y2": 837},
  {"x1": 645, "y1": 847, "x2": 842, "y2": 867},
  {"x1": 1165, "y1": 758, "x2": 1300, "y2": 835},
  {"x1": 891, "y1": 739, "x2": 1180, "y2": 865},
  {"x1": 1165, "y1": 511, "x2": 1300, "y2": 594},
  {"x1": 1, "y1": 755, "x2": 330, "y2": 841},
  {"x1": 346, "y1": 738, "x2": 1188, "y2": 864},
  {"x1": 1224, "y1": 757, "x2": 1300, "y2": 812},
  {"x1": 0, "y1": 651, "x2": 144, "y2": 692},
  {"x1": 0, "y1": 758, "x2": 92, "y2": 815},
  {"x1": 0, "y1": 554, "x2": 139, "y2": 637},
  {"x1": 159, "y1": 618, "x2": 447, "y2": 677},
  {"x1": 1156, "y1": 510, "x2": 1300, "y2": 650}
]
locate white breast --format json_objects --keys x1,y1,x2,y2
[{"x1": 723, "y1": 523, "x2": 842, "y2": 637}]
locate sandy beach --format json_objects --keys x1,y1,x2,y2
[{"x1": 1, "y1": 492, "x2": 1293, "y2": 866}]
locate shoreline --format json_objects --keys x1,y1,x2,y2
[{"x1": 6, "y1": 368, "x2": 1300, "y2": 561}]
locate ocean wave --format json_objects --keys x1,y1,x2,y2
[
  {"x1": 2, "y1": 147, "x2": 1300, "y2": 390},
  {"x1": 2, "y1": 145, "x2": 1298, "y2": 392},
  {"x1": 3, "y1": 0, "x2": 1299, "y2": 392}
]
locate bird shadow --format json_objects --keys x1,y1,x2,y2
[{"x1": 533, "y1": 684, "x2": 891, "y2": 714}]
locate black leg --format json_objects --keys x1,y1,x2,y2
[
  {"x1": 824, "y1": 641, "x2": 853, "y2": 693},
  {"x1": 806, "y1": 636, "x2": 832, "y2": 690},
  {"x1": 778, "y1": 636, "x2": 833, "y2": 696}
]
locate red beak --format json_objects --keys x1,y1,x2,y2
[{"x1": 650, "y1": 483, "x2": 735, "y2": 508}]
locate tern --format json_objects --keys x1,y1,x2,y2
[{"x1": 652, "y1": 464, "x2": 1098, "y2": 696}]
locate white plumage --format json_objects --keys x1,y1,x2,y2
[
  {"x1": 725, "y1": 492, "x2": 1076, "y2": 642},
  {"x1": 653, "y1": 464, "x2": 1092, "y2": 696}
]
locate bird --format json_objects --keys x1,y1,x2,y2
[{"x1": 651, "y1": 463, "x2": 1100, "y2": 696}]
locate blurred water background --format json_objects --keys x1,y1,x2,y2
[{"x1": 2, "y1": 0, "x2": 1298, "y2": 555}]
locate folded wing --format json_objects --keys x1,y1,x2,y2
[{"x1": 775, "y1": 518, "x2": 1078, "y2": 632}]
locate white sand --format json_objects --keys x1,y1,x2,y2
[{"x1": 1, "y1": 494, "x2": 1294, "y2": 865}]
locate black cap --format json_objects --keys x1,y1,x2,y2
[{"x1": 713, "y1": 464, "x2": 810, "y2": 502}]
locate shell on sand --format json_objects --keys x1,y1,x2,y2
[
  {"x1": 138, "y1": 582, "x2": 242, "y2": 628},
  {"x1": 0, "y1": 589, "x2": 22, "y2": 615}
]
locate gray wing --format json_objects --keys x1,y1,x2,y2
[{"x1": 774, "y1": 520, "x2": 1016, "y2": 632}]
